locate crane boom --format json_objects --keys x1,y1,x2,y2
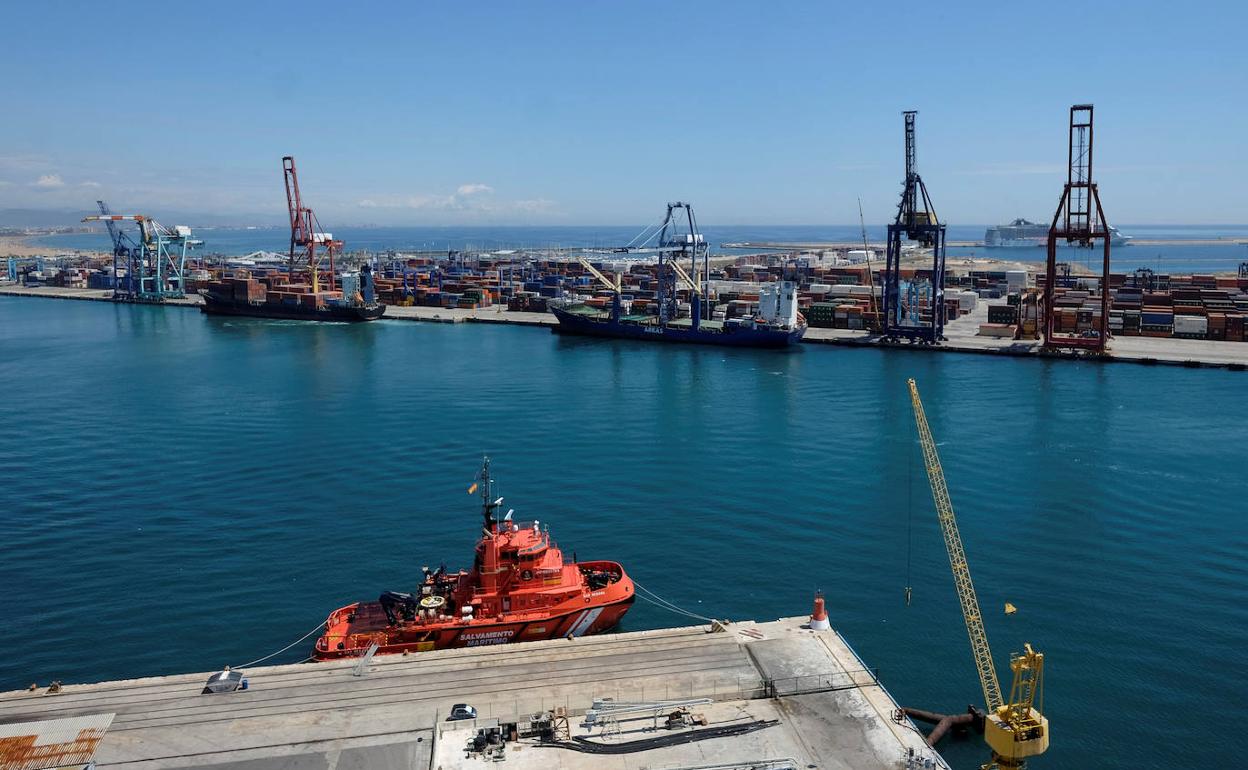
[
  {"x1": 907, "y1": 378, "x2": 1049, "y2": 769},
  {"x1": 908, "y1": 378, "x2": 1003, "y2": 711},
  {"x1": 576, "y1": 257, "x2": 621, "y2": 293},
  {"x1": 668, "y1": 258, "x2": 701, "y2": 295},
  {"x1": 282, "y1": 155, "x2": 339, "y2": 293}
]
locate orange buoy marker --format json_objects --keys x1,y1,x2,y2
[{"x1": 809, "y1": 591, "x2": 831, "y2": 631}]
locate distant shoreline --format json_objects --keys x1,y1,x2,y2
[{"x1": 0, "y1": 235, "x2": 106, "y2": 259}]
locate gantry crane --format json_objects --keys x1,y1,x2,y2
[
  {"x1": 1041, "y1": 105, "x2": 1112, "y2": 353},
  {"x1": 654, "y1": 202, "x2": 707, "y2": 327},
  {"x1": 282, "y1": 156, "x2": 342, "y2": 293},
  {"x1": 907, "y1": 378, "x2": 1049, "y2": 770},
  {"x1": 95, "y1": 200, "x2": 139, "y2": 298},
  {"x1": 883, "y1": 111, "x2": 947, "y2": 344},
  {"x1": 82, "y1": 212, "x2": 198, "y2": 302},
  {"x1": 593, "y1": 202, "x2": 708, "y2": 328}
]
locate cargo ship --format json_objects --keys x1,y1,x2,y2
[
  {"x1": 200, "y1": 264, "x2": 385, "y2": 322},
  {"x1": 551, "y1": 280, "x2": 806, "y2": 347},
  {"x1": 550, "y1": 201, "x2": 806, "y2": 348},
  {"x1": 313, "y1": 458, "x2": 634, "y2": 659},
  {"x1": 200, "y1": 154, "x2": 385, "y2": 322},
  {"x1": 985, "y1": 218, "x2": 1132, "y2": 247}
]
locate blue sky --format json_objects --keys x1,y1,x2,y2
[{"x1": 1, "y1": 1, "x2": 1243, "y2": 225}]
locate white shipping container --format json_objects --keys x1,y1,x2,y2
[
  {"x1": 1006, "y1": 270, "x2": 1028, "y2": 290},
  {"x1": 1174, "y1": 315, "x2": 1208, "y2": 335},
  {"x1": 957, "y1": 290, "x2": 978, "y2": 311}
]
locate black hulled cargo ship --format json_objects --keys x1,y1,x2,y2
[
  {"x1": 200, "y1": 264, "x2": 385, "y2": 322},
  {"x1": 551, "y1": 291, "x2": 804, "y2": 347},
  {"x1": 549, "y1": 202, "x2": 805, "y2": 348},
  {"x1": 200, "y1": 154, "x2": 385, "y2": 322}
]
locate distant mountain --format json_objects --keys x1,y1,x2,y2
[{"x1": 0, "y1": 208, "x2": 279, "y2": 229}]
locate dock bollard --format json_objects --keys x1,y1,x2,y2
[{"x1": 809, "y1": 591, "x2": 830, "y2": 631}]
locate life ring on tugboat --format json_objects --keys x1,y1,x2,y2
[{"x1": 521, "y1": 569, "x2": 534, "y2": 581}]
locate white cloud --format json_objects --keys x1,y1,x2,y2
[
  {"x1": 79, "y1": 180, "x2": 102, "y2": 188},
  {"x1": 33, "y1": 174, "x2": 65, "y2": 189},
  {"x1": 357, "y1": 183, "x2": 497, "y2": 212}
]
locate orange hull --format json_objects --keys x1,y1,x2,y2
[
  {"x1": 312, "y1": 460, "x2": 636, "y2": 661},
  {"x1": 314, "y1": 569, "x2": 633, "y2": 659}
]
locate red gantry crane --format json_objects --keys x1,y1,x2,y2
[
  {"x1": 1041, "y1": 105, "x2": 1113, "y2": 354},
  {"x1": 283, "y1": 156, "x2": 342, "y2": 294}
]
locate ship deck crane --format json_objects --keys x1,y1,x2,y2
[
  {"x1": 577, "y1": 256, "x2": 623, "y2": 321},
  {"x1": 907, "y1": 378, "x2": 1049, "y2": 770},
  {"x1": 282, "y1": 156, "x2": 341, "y2": 294},
  {"x1": 883, "y1": 111, "x2": 947, "y2": 344}
]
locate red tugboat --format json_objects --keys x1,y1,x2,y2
[{"x1": 313, "y1": 459, "x2": 634, "y2": 659}]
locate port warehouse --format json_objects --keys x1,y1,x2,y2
[{"x1": 11, "y1": 249, "x2": 1248, "y2": 343}]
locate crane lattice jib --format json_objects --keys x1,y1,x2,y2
[{"x1": 907, "y1": 379, "x2": 1004, "y2": 712}]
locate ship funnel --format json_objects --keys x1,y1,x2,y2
[{"x1": 809, "y1": 591, "x2": 830, "y2": 631}]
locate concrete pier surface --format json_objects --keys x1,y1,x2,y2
[
  {"x1": 0, "y1": 617, "x2": 943, "y2": 770},
  {"x1": 6, "y1": 283, "x2": 1246, "y2": 369}
]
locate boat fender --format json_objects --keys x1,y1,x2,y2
[{"x1": 521, "y1": 569, "x2": 533, "y2": 581}]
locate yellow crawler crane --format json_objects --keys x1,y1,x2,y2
[{"x1": 907, "y1": 378, "x2": 1049, "y2": 770}]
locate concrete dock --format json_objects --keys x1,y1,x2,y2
[
  {"x1": 0, "y1": 618, "x2": 943, "y2": 770},
  {"x1": 5, "y1": 283, "x2": 1247, "y2": 369}
]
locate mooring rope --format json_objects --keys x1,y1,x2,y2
[
  {"x1": 233, "y1": 623, "x2": 326, "y2": 669},
  {"x1": 231, "y1": 583, "x2": 714, "y2": 670},
  {"x1": 632, "y1": 579, "x2": 717, "y2": 624}
]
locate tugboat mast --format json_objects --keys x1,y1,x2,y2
[{"x1": 479, "y1": 456, "x2": 500, "y2": 532}]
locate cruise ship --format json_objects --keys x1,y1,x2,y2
[{"x1": 985, "y1": 218, "x2": 1131, "y2": 247}]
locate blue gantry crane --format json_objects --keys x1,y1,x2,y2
[
  {"x1": 95, "y1": 200, "x2": 140, "y2": 298},
  {"x1": 594, "y1": 202, "x2": 707, "y2": 327},
  {"x1": 83, "y1": 209, "x2": 199, "y2": 302},
  {"x1": 883, "y1": 111, "x2": 947, "y2": 344}
]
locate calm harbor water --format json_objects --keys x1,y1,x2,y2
[
  {"x1": 1, "y1": 296, "x2": 1245, "y2": 769},
  {"x1": 35, "y1": 223, "x2": 1248, "y2": 274}
]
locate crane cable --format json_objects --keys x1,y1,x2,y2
[{"x1": 905, "y1": 432, "x2": 914, "y2": 606}]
